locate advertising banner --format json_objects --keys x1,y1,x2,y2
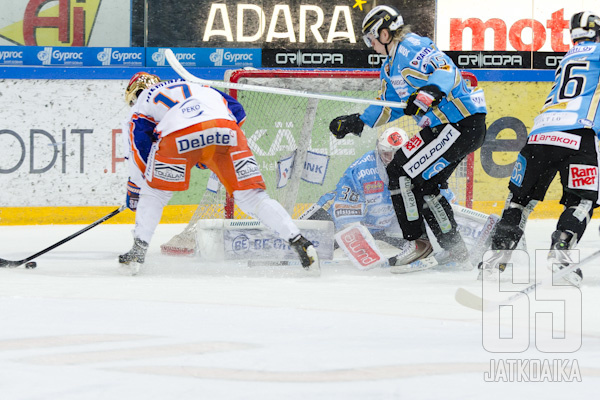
[
  {"x1": 131, "y1": 0, "x2": 434, "y2": 69},
  {"x1": 0, "y1": 0, "x2": 130, "y2": 47},
  {"x1": 262, "y1": 48, "x2": 386, "y2": 68},
  {"x1": 437, "y1": 0, "x2": 599, "y2": 52},
  {"x1": 146, "y1": 47, "x2": 261, "y2": 68},
  {"x1": 0, "y1": 46, "x2": 145, "y2": 66}
]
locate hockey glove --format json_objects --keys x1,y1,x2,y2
[
  {"x1": 404, "y1": 85, "x2": 444, "y2": 117},
  {"x1": 329, "y1": 113, "x2": 365, "y2": 139},
  {"x1": 126, "y1": 180, "x2": 141, "y2": 211}
]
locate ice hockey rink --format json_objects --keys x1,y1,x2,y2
[{"x1": 1, "y1": 219, "x2": 600, "y2": 399}]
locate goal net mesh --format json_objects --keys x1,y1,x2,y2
[{"x1": 176, "y1": 70, "x2": 474, "y2": 222}]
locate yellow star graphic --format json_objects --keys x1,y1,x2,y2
[{"x1": 353, "y1": 0, "x2": 367, "y2": 12}]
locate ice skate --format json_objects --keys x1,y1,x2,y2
[
  {"x1": 476, "y1": 250, "x2": 509, "y2": 281},
  {"x1": 388, "y1": 238, "x2": 433, "y2": 267},
  {"x1": 118, "y1": 238, "x2": 148, "y2": 276},
  {"x1": 389, "y1": 239, "x2": 437, "y2": 273},
  {"x1": 435, "y1": 242, "x2": 474, "y2": 271},
  {"x1": 290, "y1": 234, "x2": 320, "y2": 274},
  {"x1": 547, "y1": 231, "x2": 582, "y2": 287}
]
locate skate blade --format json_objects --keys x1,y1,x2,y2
[
  {"x1": 118, "y1": 261, "x2": 141, "y2": 276},
  {"x1": 390, "y1": 255, "x2": 438, "y2": 274}
]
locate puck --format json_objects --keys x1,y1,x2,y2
[{"x1": 25, "y1": 261, "x2": 37, "y2": 269}]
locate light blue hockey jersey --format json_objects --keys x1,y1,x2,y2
[
  {"x1": 361, "y1": 33, "x2": 487, "y2": 129},
  {"x1": 530, "y1": 41, "x2": 600, "y2": 137},
  {"x1": 315, "y1": 150, "x2": 454, "y2": 234}
]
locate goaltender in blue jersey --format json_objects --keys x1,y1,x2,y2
[{"x1": 302, "y1": 127, "x2": 458, "y2": 266}]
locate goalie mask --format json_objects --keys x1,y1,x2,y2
[
  {"x1": 376, "y1": 127, "x2": 408, "y2": 165},
  {"x1": 362, "y1": 5, "x2": 404, "y2": 47},
  {"x1": 570, "y1": 11, "x2": 600, "y2": 42},
  {"x1": 125, "y1": 72, "x2": 161, "y2": 106}
]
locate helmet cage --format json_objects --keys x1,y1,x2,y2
[
  {"x1": 376, "y1": 127, "x2": 408, "y2": 165},
  {"x1": 125, "y1": 72, "x2": 161, "y2": 106}
]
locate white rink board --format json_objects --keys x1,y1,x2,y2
[{"x1": 0, "y1": 79, "x2": 130, "y2": 206}]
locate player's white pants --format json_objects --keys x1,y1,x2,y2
[
  {"x1": 134, "y1": 180, "x2": 173, "y2": 243},
  {"x1": 234, "y1": 189, "x2": 301, "y2": 241}
]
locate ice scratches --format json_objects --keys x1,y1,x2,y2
[
  {"x1": 0, "y1": 334, "x2": 151, "y2": 351},
  {"x1": 116, "y1": 363, "x2": 490, "y2": 381},
  {"x1": 15, "y1": 341, "x2": 255, "y2": 365}
]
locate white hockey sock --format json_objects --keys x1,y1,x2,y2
[
  {"x1": 234, "y1": 189, "x2": 300, "y2": 241},
  {"x1": 134, "y1": 184, "x2": 173, "y2": 243}
]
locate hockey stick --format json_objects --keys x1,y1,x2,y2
[
  {"x1": 455, "y1": 249, "x2": 600, "y2": 312},
  {"x1": 164, "y1": 49, "x2": 407, "y2": 109},
  {"x1": 0, "y1": 205, "x2": 126, "y2": 268}
]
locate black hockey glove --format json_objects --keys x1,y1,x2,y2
[
  {"x1": 329, "y1": 113, "x2": 365, "y2": 139},
  {"x1": 404, "y1": 85, "x2": 445, "y2": 117}
]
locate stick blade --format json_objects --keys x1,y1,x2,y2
[
  {"x1": 0, "y1": 258, "x2": 23, "y2": 268},
  {"x1": 454, "y1": 287, "x2": 484, "y2": 311}
]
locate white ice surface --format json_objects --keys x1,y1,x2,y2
[{"x1": 1, "y1": 220, "x2": 600, "y2": 399}]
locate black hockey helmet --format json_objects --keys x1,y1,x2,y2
[
  {"x1": 570, "y1": 11, "x2": 600, "y2": 42},
  {"x1": 361, "y1": 5, "x2": 404, "y2": 47}
]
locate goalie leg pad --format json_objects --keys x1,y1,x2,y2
[{"x1": 335, "y1": 224, "x2": 388, "y2": 270}]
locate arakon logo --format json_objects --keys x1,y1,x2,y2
[
  {"x1": 0, "y1": 0, "x2": 102, "y2": 46},
  {"x1": 448, "y1": 8, "x2": 571, "y2": 51}
]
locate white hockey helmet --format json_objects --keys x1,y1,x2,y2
[
  {"x1": 361, "y1": 5, "x2": 404, "y2": 47},
  {"x1": 376, "y1": 127, "x2": 409, "y2": 165},
  {"x1": 570, "y1": 11, "x2": 600, "y2": 42}
]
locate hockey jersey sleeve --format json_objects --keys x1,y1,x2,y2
[
  {"x1": 321, "y1": 164, "x2": 367, "y2": 230},
  {"x1": 214, "y1": 88, "x2": 247, "y2": 127}
]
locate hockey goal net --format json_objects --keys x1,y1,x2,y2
[{"x1": 160, "y1": 69, "x2": 475, "y2": 255}]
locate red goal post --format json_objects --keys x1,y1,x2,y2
[{"x1": 223, "y1": 69, "x2": 476, "y2": 218}]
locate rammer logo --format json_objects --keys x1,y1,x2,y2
[{"x1": 568, "y1": 164, "x2": 598, "y2": 191}]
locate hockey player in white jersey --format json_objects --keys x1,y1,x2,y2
[
  {"x1": 119, "y1": 72, "x2": 319, "y2": 274},
  {"x1": 478, "y1": 11, "x2": 600, "y2": 287}
]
